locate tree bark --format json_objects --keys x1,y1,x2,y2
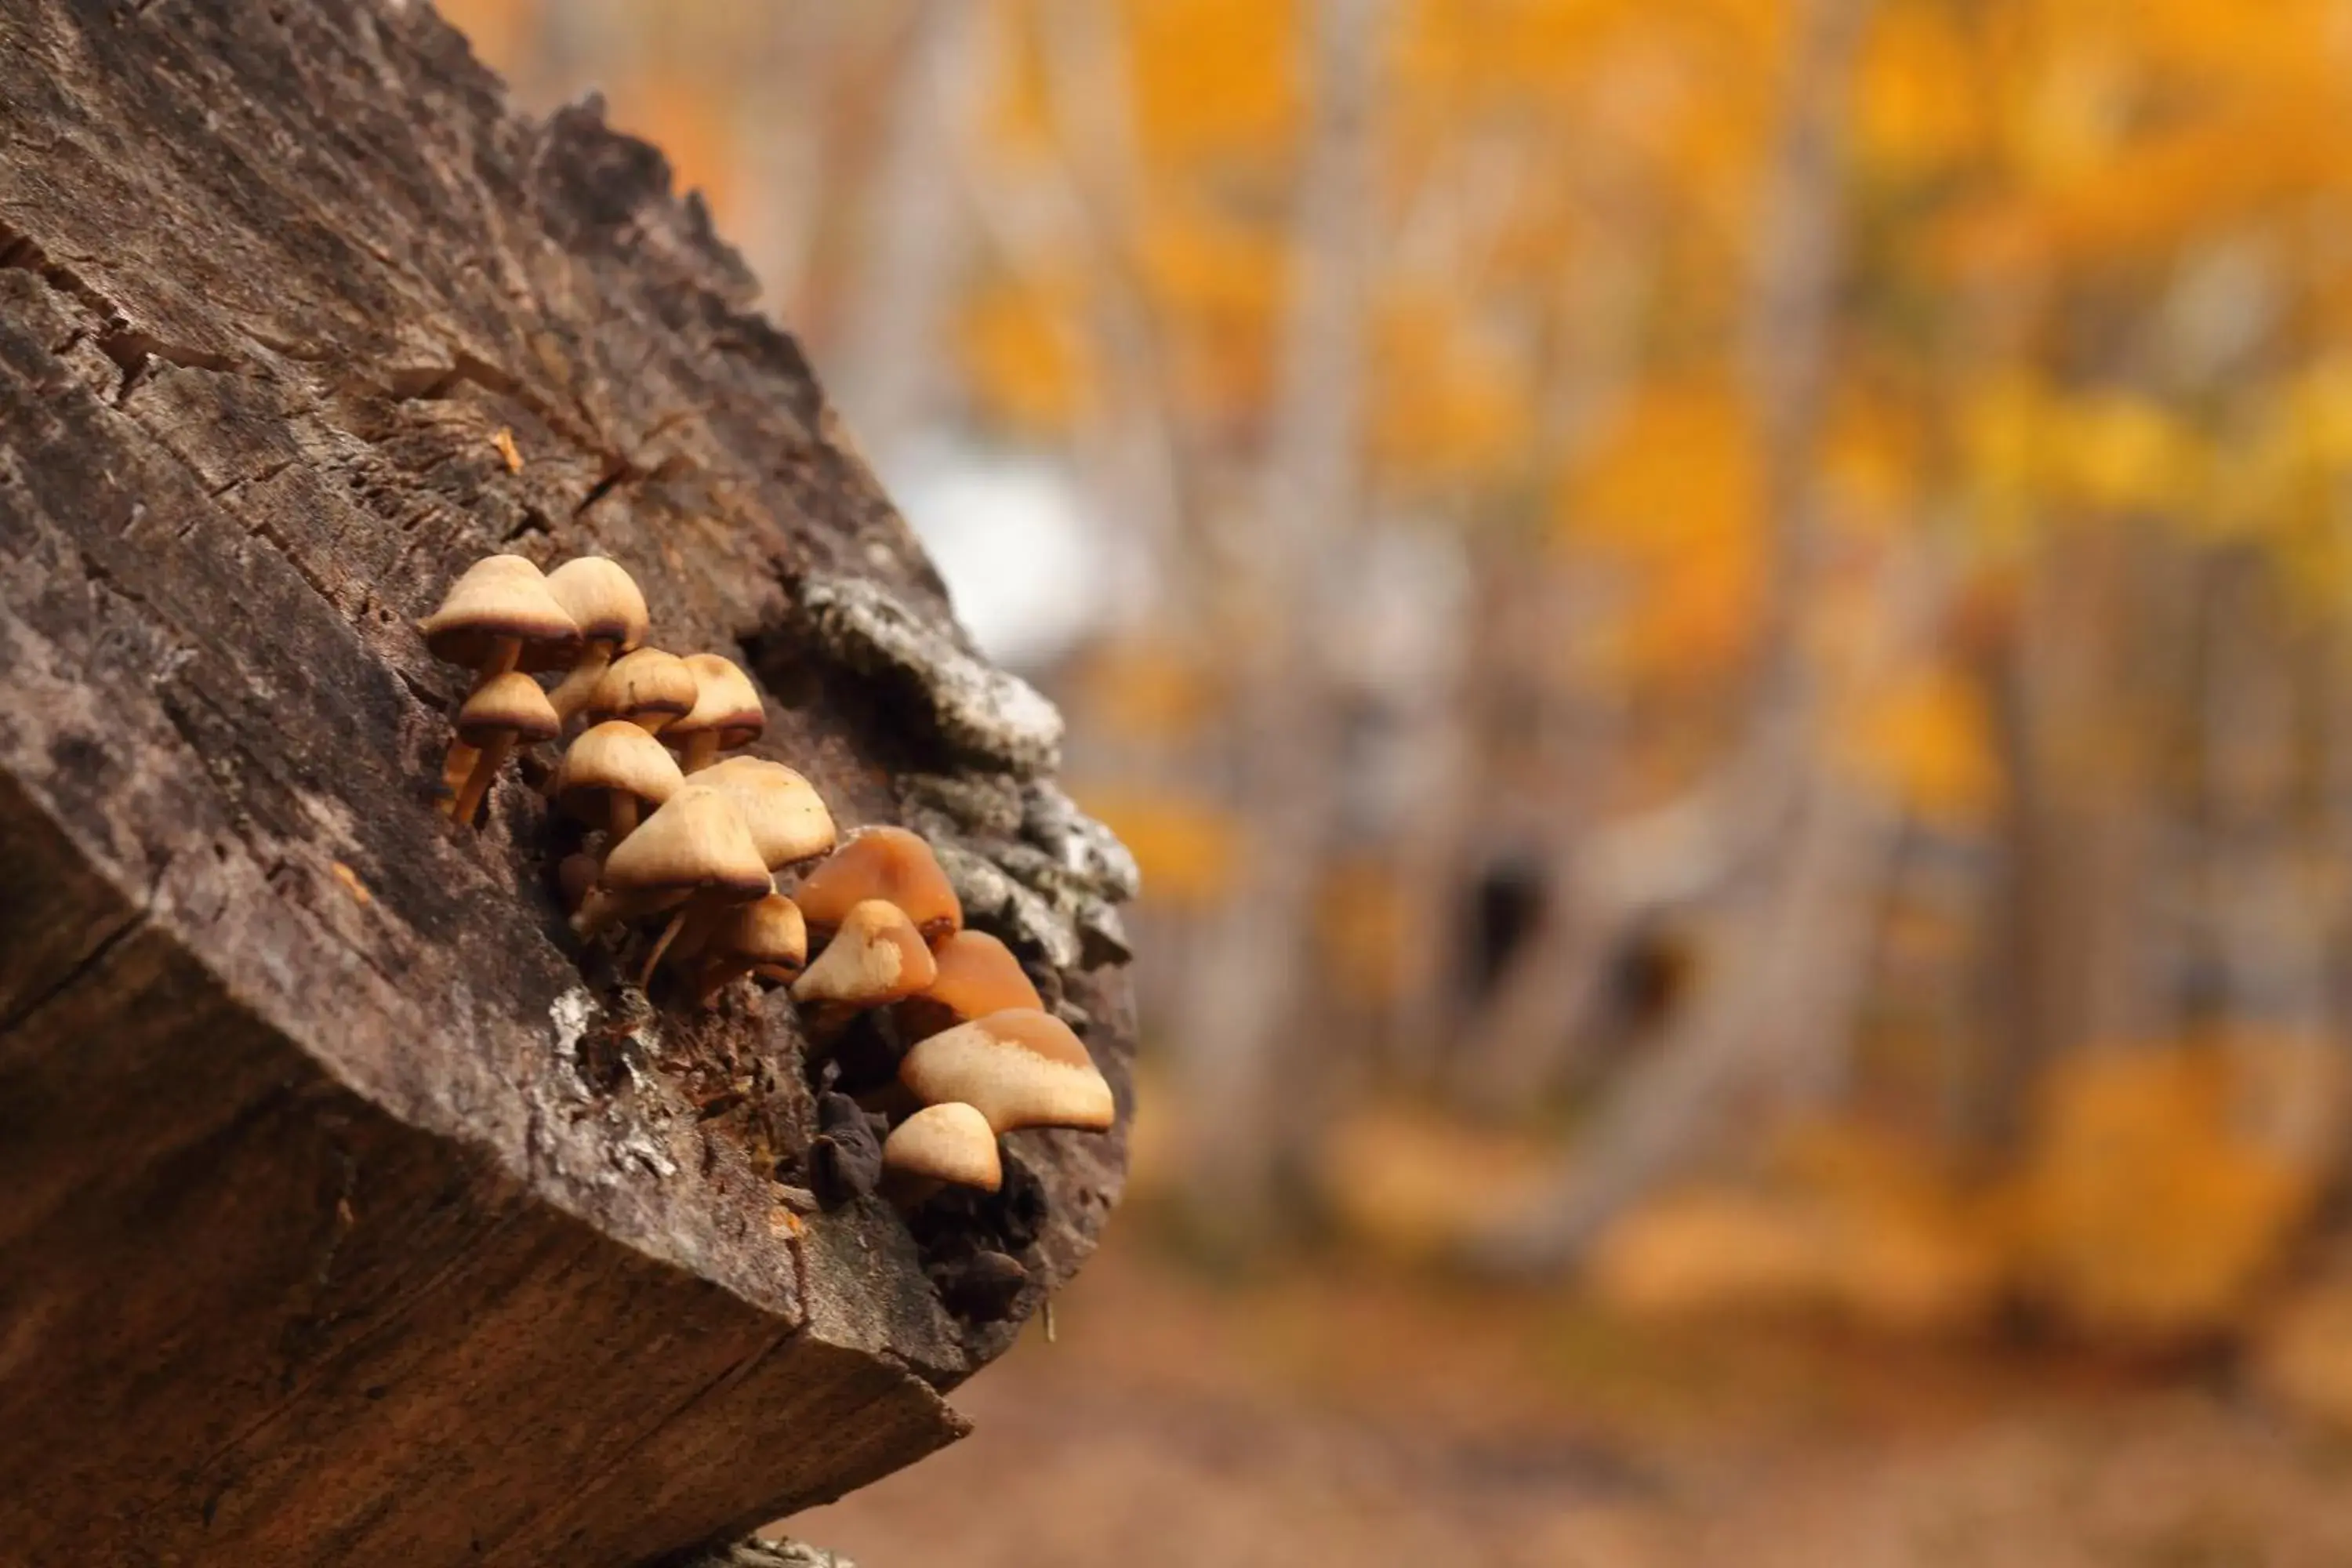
[{"x1": 0, "y1": 3, "x2": 1136, "y2": 1563}]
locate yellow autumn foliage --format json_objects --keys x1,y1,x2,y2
[
  {"x1": 2006, "y1": 1040, "x2": 2346, "y2": 1345},
  {"x1": 1836, "y1": 664, "x2": 2000, "y2": 826},
  {"x1": 1371, "y1": 287, "x2": 1534, "y2": 485},
  {"x1": 2251, "y1": 1250, "x2": 2352, "y2": 1433},
  {"x1": 1589, "y1": 1122, "x2": 2005, "y2": 1336},
  {"x1": 1309, "y1": 1102, "x2": 1566, "y2": 1264},
  {"x1": 1561, "y1": 381, "x2": 1763, "y2": 680},
  {"x1": 959, "y1": 272, "x2": 1091, "y2": 434},
  {"x1": 1078, "y1": 786, "x2": 1236, "y2": 909}
]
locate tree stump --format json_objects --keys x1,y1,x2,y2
[{"x1": 0, "y1": 2, "x2": 1138, "y2": 1563}]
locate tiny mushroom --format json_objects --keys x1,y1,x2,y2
[
  {"x1": 666, "y1": 653, "x2": 764, "y2": 774},
  {"x1": 584, "y1": 647, "x2": 699, "y2": 735},
  {"x1": 896, "y1": 930, "x2": 1044, "y2": 1043},
  {"x1": 793, "y1": 826, "x2": 963, "y2": 948},
  {"x1": 574, "y1": 782, "x2": 771, "y2": 954},
  {"x1": 448, "y1": 670, "x2": 562, "y2": 828},
  {"x1": 419, "y1": 554, "x2": 580, "y2": 682},
  {"x1": 542, "y1": 557, "x2": 652, "y2": 724},
  {"x1": 693, "y1": 892, "x2": 808, "y2": 1003},
  {"x1": 897, "y1": 1007, "x2": 1114, "y2": 1135},
  {"x1": 418, "y1": 554, "x2": 578, "y2": 806},
  {"x1": 790, "y1": 898, "x2": 939, "y2": 1014},
  {"x1": 552, "y1": 720, "x2": 684, "y2": 849},
  {"x1": 879, "y1": 1102, "x2": 1002, "y2": 1207}
]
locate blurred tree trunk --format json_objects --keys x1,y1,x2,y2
[
  {"x1": 1478, "y1": 0, "x2": 1881, "y2": 1269},
  {"x1": 1170, "y1": 0, "x2": 1391, "y2": 1240},
  {"x1": 832, "y1": 0, "x2": 984, "y2": 464},
  {"x1": 1446, "y1": 183, "x2": 1658, "y2": 1110},
  {"x1": 1033, "y1": 0, "x2": 1202, "y2": 621},
  {"x1": 731, "y1": 6, "x2": 849, "y2": 318}
]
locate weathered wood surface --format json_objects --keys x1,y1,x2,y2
[{"x1": 0, "y1": 2, "x2": 1137, "y2": 1563}]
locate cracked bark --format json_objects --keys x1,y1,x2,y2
[{"x1": 0, "y1": 2, "x2": 1135, "y2": 1564}]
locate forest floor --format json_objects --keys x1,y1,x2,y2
[{"x1": 789, "y1": 1225, "x2": 2352, "y2": 1568}]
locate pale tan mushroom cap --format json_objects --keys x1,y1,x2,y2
[
  {"x1": 789, "y1": 898, "x2": 938, "y2": 1007},
  {"x1": 709, "y1": 893, "x2": 808, "y2": 969},
  {"x1": 544, "y1": 556, "x2": 651, "y2": 651},
  {"x1": 794, "y1": 825, "x2": 962, "y2": 943},
  {"x1": 420, "y1": 554, "x2": 579, "y2": 668},
  {"x1": 599, "y1": 784, "x2": 773, "y2": 901},
  {"x1": 898, "y1": 1007, "x2": 1114, "y2": 1134},
  {"x1": 668, "y1": 653, "x2": 766, "y2": 747},
  {"x1": 700, "y1": 757, "x2": 839, "y2": 868},
  {"x1": 456, "y1": 670, "x2": 562, "y2": 743},
  {"x1": 586, "y1": 648, "x2": 699, "y2": 730},
  {"x1": 882, "y1": 1102, "x2": 1002, "y2": 1193},
  {"x1": 553, "y1": 721, "x2": 684, "y2": 820}
]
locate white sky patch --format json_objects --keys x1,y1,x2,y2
[{"x1": 887, "y1": 437, "x2": 1106, "y2": 673}]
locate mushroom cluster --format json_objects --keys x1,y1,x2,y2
[{"x1": 416, "y1": 553, "x2": 1118, "y2": 1306}]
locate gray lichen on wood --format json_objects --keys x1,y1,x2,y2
[
  {"x1": 0, "y1": 0, "x2": 1136, "y2": 1563},
  {"x1": 800, "y1": 574, "x2": 1068, "y2": 775}
]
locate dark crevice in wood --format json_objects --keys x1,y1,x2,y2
[
  {"x1": 573, "y1": 455, "x2": 644, "y2": 518},
  {"x1": 0, "y1": 906, "x2": 147, "y2": 1040}
]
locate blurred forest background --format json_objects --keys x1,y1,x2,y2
[{"x1": 441, "y1": 1, "x2": 2352, "y2": 1561}]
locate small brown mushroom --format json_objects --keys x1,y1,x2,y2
[
  {"x1": 896, "y1": 930, "x2": 1044, "y2": 1043},
  {"x1": 551, "y1": 720, "x2": 684, "y2": 848},
  {"x1": 574, "y1": 782, "x2": 771, "y2": 953},
  {"x1": 418, "y1": 554, "x2": 578, "y2": 808},
  {"x1": 880, "y1": 1102, "x2": 1002, "y2": 1207},
  {"x1": 419, "y1": 554, "x2": 580, "y2": 681},
  {"x1": 790, "y1": 898, "x2": 939, "y2": 1012},
  {"x1": 584, "y1": 647, "x2": 699, "y2": 735},
  {"x1": 666, "y1": 653, "x2": 764, "y2": 774},
  {"x1": 793, "y1": 826, "x2": 963, "y2": 948},
  {"x1": 448, "y1": 670, "x2": 562, "y2": 828},
  {"x1": 897, "y1": 1007, "x2": 1114, "y2": 1134},
  {"x1": 692, "y1": 893, "x2": 808, "y2": 1003},
  {"x1": 542, "y1": 557, "x2": 652, "y2": 724}
]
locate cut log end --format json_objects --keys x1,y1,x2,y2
[{"x1": 0, "y1": 1, "x2": 1138, "y2": 1563}]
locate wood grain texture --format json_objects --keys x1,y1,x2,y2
[{"x1": 0, "y1": 2, "x2": 1136, "y2": 1562}]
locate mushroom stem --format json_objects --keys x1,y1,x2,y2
[
  {"x1": 572, "y1": 884, "x2": 680, "y2": 938},
  {"x1": 438, "y1": 739, "x2": 480, "y2": 811},
  {"x1": 546, "y1": 643, "x2": 616, "y2": 726},
  {"x1": 639, "y1": 898, "x2": 720, "y2": 988},
  {"x1": 678, "y1": 730, "x2": 721, "y2": 775},
  {"x1": 450, "y1": 730, "x2": 517, "y2": 828},
  {"x1": 438, "y1": 646, "x2": 521, "y2": 811},
  {"x1": 605, "y1": 791, "x2": 641, "y2": 847}
]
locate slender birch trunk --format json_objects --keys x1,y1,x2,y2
[
  {"x1": 1171, "y1": 0, "x2": 1391, "y2": 1238},
  {"x1": 1476, "y1": 0, "x2": 1880, "y2": 1269}
]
